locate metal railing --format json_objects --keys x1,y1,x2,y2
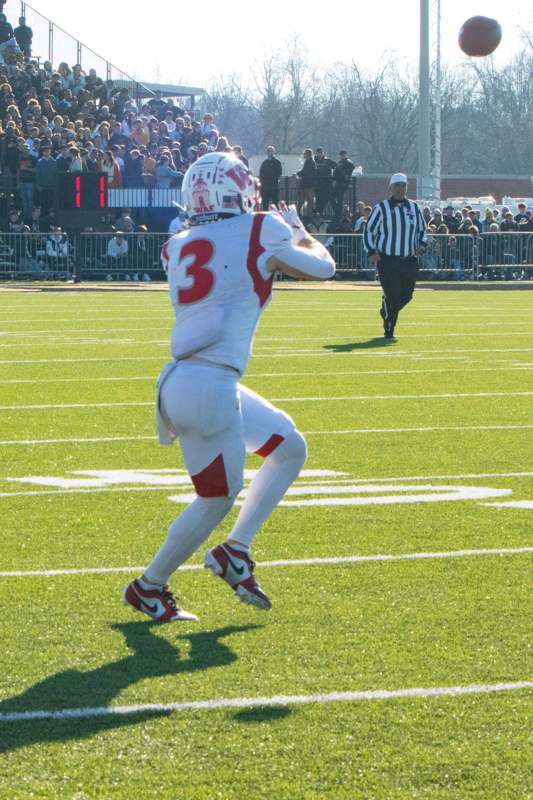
[
  {"x1": 278, "y1": 177, "x2": 358, "y2": 215},
  {"x1": 19, "y1": 2, "x2": 155, "y2": 104},
  {"x1": 1, "y1": 232, "x2": 532, "y2": 282},
  {"x1": 108, "y1": 188, "x2": 182, "y2": 209},
  {"x1": 78, "y1": 232, "x2": 166, "y2": 280},
  {"x1": 316, "y1": 232, "x2": 533, "y2": 280},
  {"x1": 0, "y1": 232, "x2": 167, "y2": 280}
]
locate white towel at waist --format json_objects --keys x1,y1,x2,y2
[{"x1": 155, "y1": 360, "x2": 179, "y2": 445}]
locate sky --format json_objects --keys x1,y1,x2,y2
[{"x1": 21, "y1": 1, "x2": 532, "y2": 89}]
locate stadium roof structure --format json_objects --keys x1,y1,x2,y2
[{"x1": 133, "y1": 82, "x2": 206, "y2": 99}]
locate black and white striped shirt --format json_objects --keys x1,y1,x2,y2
[{"x1": 363, "y1": 198, "x2": 428, "y2": 257}]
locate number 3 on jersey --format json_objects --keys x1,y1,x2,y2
[{"x1": 177, "y1": 239, "x2": 215, "y2": 304}]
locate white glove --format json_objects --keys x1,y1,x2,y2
[{"x1": 272, "y1": 202, "x2": 307, "y2": 244}]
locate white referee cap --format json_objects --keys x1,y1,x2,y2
[{"x1": 389, "y1": 172, "x2": 408, "y2": 185}]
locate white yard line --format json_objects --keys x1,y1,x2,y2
[
  {"x1": 0, "y1": 401, "x2": 154, "y2": 411},
  {"x1": 1, "y1": 391, "x2": 532, "y2": 411},
  {"x1": 304, "y1": 424, "x2": 533, "y2": 435},
  {"x1": 0, "y1": 316, "x2": 165, "y2": 325},
  {"x1": 250, "y1": 348, "x2": 533, "y2": 359},
  {"x1": 1, "y1": 547, "x2": 531, "y2": 578},
  {"x1": 2, "y1": 365, "x2": 532, "y2": 385},
  {"x1": 1, "y1": 347, "x2": 533, "y2": 365},
  {"x1": 0, "y1": 485, "x2": 181, "y2": 499},
  {"x1": 302, "y1": 470, "x2": 533, "y2": 483},
  {"x1": 482, "y1": 501, "x2": 533, "y2": 510},
  {"x1": 1, "y1": 312, "x2": 531, "y2": 325},
  {"x1": 0, "y1": 332, "x2": 532, "y2": 349},
  {"x1": 0, "y1": 470, "x2": 530, "y2": 500},
  {"x1": 2, "y1": 424, "x2": 532, "y2": 446},
  {"x1": 273, "y1": 391, "x2": 533, "y2": 402},
  {"x1": 0, "y1": 377, "x2": 155, "y2": 385},
  {"x1": 0, "y1": 340, "x2": 168, "y2": 349},
  {"x1": 0, "y1": 436, "x2": 155, "y2": 446},
  {"x1": 0, "y1": 682, "x2": 531, "y2": 723},
  {"x1": 2, "y1": 321, "x2": 533, "y2": 336},
  {"x1": 0, "y1": 356, "x2": 164, "y2": 365}
]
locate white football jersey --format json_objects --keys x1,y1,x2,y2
[
  {"x1": 168, "y1": 215, "x2": 186, "y2": 235},
  {"x1": 161, "y1": 212, "x2": 292, "y2": 375}
]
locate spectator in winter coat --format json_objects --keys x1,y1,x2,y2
[
  {"x1": 296, "y1": 148, "x2": 316, "y2": 217},
  {"x1": 55, "y1": 144, "x2": 71, "y2": 172},
  {"x1": 67, "y1": 146, "x2": 83, "y2": 172},
  {"x1": 232, "y1": 145, "x2": 248, "y2": 167},
  {"x1": 101, "y1": 149, "x2": 121, "y2": 188},
  {"x1": 107, "y1": 231, "x2": 128, "y2": 267},
  {"x1": 17, "y1": 142, "x2": 36, "y2": 221},
  {"x1": 313, "y1": 147, "x2": 336, "y2": 216},
  {"x1": 36, "y1": 144, "x2": 57, "y2": 213},
  {"x1": 259, "y1": 145, "x2": 283, "y2": 211},
  {"x1": 115, "y1": 208, "x2": 135, "y2": 233},
  {"x1": 499, "y1": 211, "x2": 519, "y2": 232},
  {"x1": 123, "y1": 149, "x2": 143, "y2": 188},
  {"x1": 0, "y1": 14, "x2": 14, "y2": 45},
  {"x1": 514, "y1": 203, "x2": 529, "y2": 225},
  {"x1": 14, "y1": 17, "x2": 32, "y2": 59},
  {"x1": 331, "y1": 150, "x2": 354, "y2": 220},
  {"x1": 46, "y1": 226, "x2": 70, "y2": 273},
  {"x1": 155, "y1": 154, "x2": 180, "y2": 188}
]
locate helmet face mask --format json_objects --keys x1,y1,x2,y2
[{"x1": 181, "y1": 153, "x2": 256, "y2": 225}]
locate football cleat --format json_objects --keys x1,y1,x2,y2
[
  {"x1": 204, "y1": 544, "x2": 272, "y2": 610},
  {"x1": 123, "y1": 579, "x2": 198, "y2": 622}
]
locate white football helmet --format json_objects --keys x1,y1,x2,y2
[{"x1": 181, "y1": 152, "x2": 256, "y2": 224}]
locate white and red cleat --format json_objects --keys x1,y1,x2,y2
[
  {"x1": 123, "y1": 579, "x2": 198, "y2": 622},
  {"x1": 204, "y1": 543, "x2": 272, "y2": 610}
]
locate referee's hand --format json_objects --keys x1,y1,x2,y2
[{"x1": 370, "y1": 253, "x2": 380, "y2": 265}]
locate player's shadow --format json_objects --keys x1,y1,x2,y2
[
  {"x1": 0, "y1": 621, "x2": 261, "y2": 753},
  {"x1": 324, "y1": 337, "x2": 397, "y2": 352}
]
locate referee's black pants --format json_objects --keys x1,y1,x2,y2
[{"x1": 377, "y1": 255, "x2": 418, "y2": 333}]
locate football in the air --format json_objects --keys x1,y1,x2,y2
[{"x1": 459, "y1": 16, "x2": 502, "y2": 57}]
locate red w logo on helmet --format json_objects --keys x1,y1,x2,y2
[{"x1": 225, "y1": 165, "x2": 250, "y2": 191}]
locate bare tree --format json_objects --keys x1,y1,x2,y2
[{"x1": 199, "y1": 47, "x2": 533, "y2": 176}]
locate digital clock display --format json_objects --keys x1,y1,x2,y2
[{"x1": 56, "y1": 173, "x2": 108, "y2": 211}]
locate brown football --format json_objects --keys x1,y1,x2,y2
[{"x1": 459, "y1": 16, "x2": 502, "y2": 57}]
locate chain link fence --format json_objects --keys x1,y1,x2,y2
[
  {"x1": 1, "y1": 232, "x2": 533, "y2": 282},
  {"x1": 19, "y1": 2, "x2": 155, "y2": 104}
]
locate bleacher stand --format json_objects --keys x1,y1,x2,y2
[{"x1": 0, "y1": 4, "x2": 531, "y2": 281}]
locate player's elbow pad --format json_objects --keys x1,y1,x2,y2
[{"x1": 276, "y1": 244, "x2": 336, "y2": 280}]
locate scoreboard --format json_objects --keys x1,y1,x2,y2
[
  {"x1": 56, "y1": 172, "x2": 108, "y2": 211},
  {"x1": 55, "y1": 172, "x2": 109, "y2": 231}
]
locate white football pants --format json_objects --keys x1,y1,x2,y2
[{"x1": 144, "y1": 360, "x2": 307, "y2": 584}]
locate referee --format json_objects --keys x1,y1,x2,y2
[{"x1": 364, "y1": 173, "x2": 427, "y2": 339}]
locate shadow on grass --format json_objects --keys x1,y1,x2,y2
[
  {"x1": 0, "y1": 621, "x2": 261, "y2": 752},
  {"x1": 233, "y1": 706, "x2": 292, "y2": 724},
  {"x1": 324, "y1": 337, "x2": 396, "y2": 352}
]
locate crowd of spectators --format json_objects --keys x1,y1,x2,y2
[
  {"x1": 0, "y1": 1, "x2": 530, "y2": 281},
  {"x1": 320, "y1": 199, "x2": 533, "y2": 280},
  {"x1": 0, "y1": 4, "x2": 253, "y2": 277},
  {"x1": 0, "y1": 3, "x2": 248, "y2": 235}
]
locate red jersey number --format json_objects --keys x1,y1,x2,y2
[{"x1": 178, "y1": 239, "x2": 215, "y2": 304}]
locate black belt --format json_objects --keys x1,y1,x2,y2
[{"x1": 380, "y1": 254, "x2": 416, "y2": 261}]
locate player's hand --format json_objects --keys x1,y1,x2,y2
[{"x1": 278, "y1": 202, "x2": 307, "y2": 243}]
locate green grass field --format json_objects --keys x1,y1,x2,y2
[{"x1": 0, "y1": 285, "x2": 531, "y2": 799}]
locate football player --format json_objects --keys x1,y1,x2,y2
[{"x1": 124, "y1": 152, "x2": 335, "y2": 622}]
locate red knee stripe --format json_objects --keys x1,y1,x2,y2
[
  {"x1": 254, "y1": 433, "x2": 285, "y2": 458},
  {"x1": 191, "y1": 454, "x2": 229, "y2": 497}
]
